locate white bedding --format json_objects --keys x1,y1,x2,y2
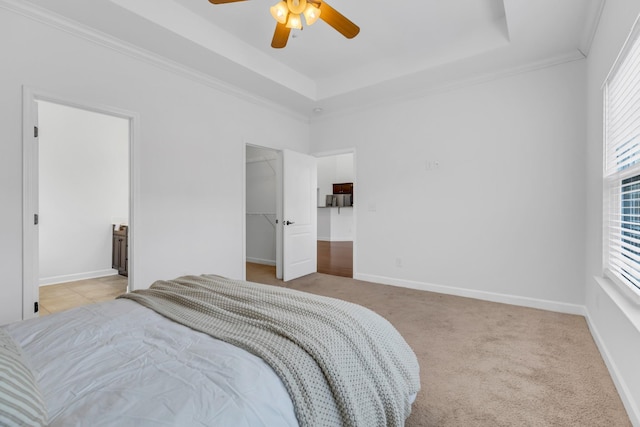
[{"x1": 3, "y1": 300, "x2": 299, "y2": 427}]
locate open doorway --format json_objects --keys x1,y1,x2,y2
[
  {"x1": 245, "y1": 144, "x2": 319, "y2": 282},
  {"x1": 245, "y1": 145, "x2": 279, "y2": 271},
  {"x1": 35, "y1": 101, "x2": 130, "y2": 315},
  {"x1": 245, "y1": 145, "x2": 354, "y2": 282},
  {"x1": 316, "y1": 152, "x2": 355, "y2": 278},
  {"x1": 245, "y1": 144, "x2": 282, "y2": 283}
]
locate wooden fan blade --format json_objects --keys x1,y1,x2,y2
[
  {"x1": 271, "y1": 22, "x2": 291, "y2": 48},
  {"x1": 208, "y1": 0, "x2": 247, "y2": 4},
  {"x1": 318, "y1": 1, "x2": 360, "y2": 39}
]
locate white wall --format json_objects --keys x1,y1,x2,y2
[
  {"x1": 0, "y1": 6, "x2": 308, "y2": 324},
  {"x1": 317, "y1": 156, "x2": 336, "y2": 207},
  {"x1": 311, "y1": 60, "x2": 587, "y2": 311},
  {"x1": 246, "y1": 151, "x2": 277, "y2": 265},
  {"x1": 585, "y1": 1, "x2": 640, "y2": 424},
  {"x1": 38, "y1": 101, "x2": 129, "y2": 285}
]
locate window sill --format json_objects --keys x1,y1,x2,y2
[
  {"x1": 594, "y1": 275, "x2": 640, "y2": 334},
  {"x1": 602, "y1": 270, "x2": 640, "y2": 305}
]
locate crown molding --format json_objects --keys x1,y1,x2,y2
[
  {"x1": 579, "y1": 0, "x2": 606, "y2": 57},
  {"x1": 0, "y1": 0, "x2": 309, "y2": 123},
  {"x1": 312, "y1": 50, "x2": 586, "y2": 123}
]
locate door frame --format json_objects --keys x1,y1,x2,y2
[
  {"x1": 22, "y1": 86, "x2": 140, "y2": 320},
  {"x1": 312, "y1": 147, "x2": 357, "y2": 278}
]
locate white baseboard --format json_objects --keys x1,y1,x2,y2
[
  {"x1": 317, "y1": 237, "x2": 354, "y2": 242},
  {"x1": 585, "y1": 309, "x2": 640, "y2": 427},
  {"x1": 40, "y1": 269, "x2": 119, "y2": 286},
  {"x1": 247, "y1": 257, "x2": 276, "y2": 266},
  {"x1": 354, "y1": 273, "x2": 586, "y2": 316}
]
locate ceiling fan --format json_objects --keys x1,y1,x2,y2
[{"x1": 207, "y1": 0, "x2": 360, "y2": 48}]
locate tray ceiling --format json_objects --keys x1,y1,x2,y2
[{"x1": 13, "y1": 0, "x2": 602, "y2": 117}]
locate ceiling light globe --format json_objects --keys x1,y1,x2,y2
[
  {"x1": 270, "y1": 1, "x2": 288, "y2": 24},
  {"x1": 303, "y1": 4, "x2": 321, "y2": 26},
  {"x1": 286, "y1": 13, "x2": 303, "y2": 30}
]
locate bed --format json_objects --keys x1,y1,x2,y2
[{"x1": 1, "y1": 275, "x2": 421, "y2": 427}]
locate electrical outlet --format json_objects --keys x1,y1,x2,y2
[
  {"x1": 395, "y1": 257, "x2": 403, "y2": 268},
  {"x1": 426, "y1": 160, "x2": 441, "y2": 171}
]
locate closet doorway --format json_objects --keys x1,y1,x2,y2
[
  {"x1": 245, "y1": 145, "x2": 355, "y2": 281},
  {"x1": 245, "y1": 145, "x2": 279, "y2": 272}
]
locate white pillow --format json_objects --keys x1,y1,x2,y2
[{"x1": 0, "y1": 328, "x2": 47, "y2": 427}]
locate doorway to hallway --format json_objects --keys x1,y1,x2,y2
[
  {"x1": 317, "y1": 241, "x2": 353, "y2": 277},
  {"x1": 316, "y1": 151, "x2": 355, "y2": 278}
]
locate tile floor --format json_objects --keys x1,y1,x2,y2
[{"x1": 39, "y1": 275, "x2": 128, "y2": 316}]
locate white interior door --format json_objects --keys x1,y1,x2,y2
[{"x1": 282, "y1": 149, "x2": 317, "y2": 281}]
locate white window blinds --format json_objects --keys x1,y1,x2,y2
[{"x1": 604, "y1": 15, "x2": 640, "y2": 296}]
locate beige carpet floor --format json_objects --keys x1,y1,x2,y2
[{"x1": 246, "y1": 263, "x2": 631, "y2": 427}]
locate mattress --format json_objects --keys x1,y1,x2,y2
[
  {"x1": 119, "y1": 275, "x2": 421, "y2": 426},
  {"x1": 3, "y1": 299, "x2": 299, "y2": 427}
]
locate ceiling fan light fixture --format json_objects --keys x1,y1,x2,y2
[
  {"x1": 302, "y1": 4, "x2": 321, "y2": 26},
  {"x1": 286, "y1": 13, "x2": 303, "y2": 30},
  {"x1": 210, "y1": 0, "x2": 359, "y2": 49},
  {"x1": 287, "y1": 0, "x2": 307, "y2": 15},
  {"x1": 270, "y1": 1, "x2": 289, "y2": 24}
]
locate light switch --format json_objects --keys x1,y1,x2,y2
[{"x1": 426, "y1": 160, "x2": 441, "y2": 171}]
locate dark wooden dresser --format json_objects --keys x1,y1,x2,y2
[{"x1": 112, "y1": 225, "x2": 128, "y2": 277}]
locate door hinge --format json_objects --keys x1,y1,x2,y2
[
  {"x1": 34, "y1": 214, "x2": 38, "y2": 225},
  {"x1": 34, "y1": 302, "x2": 39, "y2": 313},
  {"x1": 34, "y1": 126, "x2": 38, "y2": 138}
]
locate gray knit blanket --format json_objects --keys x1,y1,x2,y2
[{"x1": 119, "y1": 275, "x2": 420, "y2": 427}]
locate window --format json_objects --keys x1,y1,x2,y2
[{"x1": 604, "y1": 15, "x2": 640, "y2": 299}]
